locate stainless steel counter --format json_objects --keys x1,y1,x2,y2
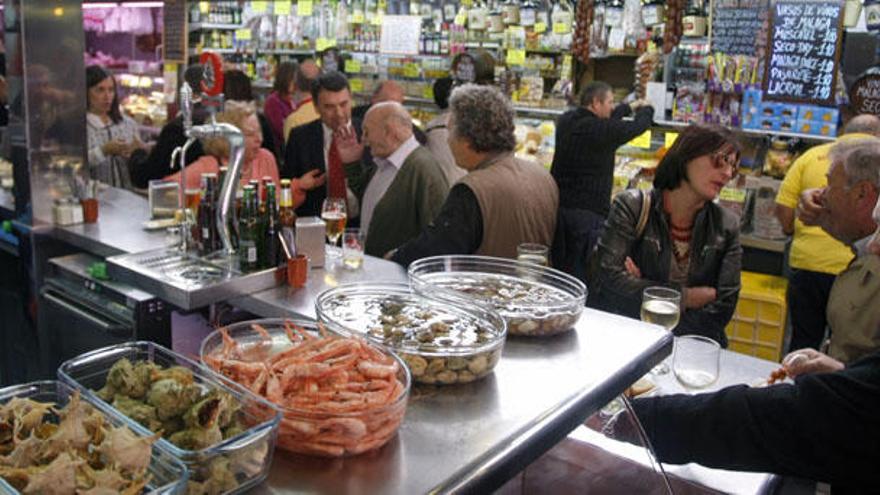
[
  {"x1": 52, "y1": 187, "x2": 169, "y2": 257},
  {"x1": 253, "y1": 309, "x2": 672, "y2": 494},
  {"x1": 230, "y1": 254, "x2": 409, "y2": 319},
  {"x1": 570, "y1": 348, "x2": 781, "y2": 494}
]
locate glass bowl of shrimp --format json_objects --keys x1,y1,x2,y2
[{"x1": 199, "y1": 318, "x2": 411, "y2": 458}]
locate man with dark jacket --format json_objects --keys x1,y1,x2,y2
[
  {"x1": 550, "y1": 81, "x2": 653, "y2": 282},
  {"x1": 282, "y1": 71, "x2": 364, "y2": 218},
  {"x1": 130, "y1": 65, "x2": 207, "y2": 189},
  {"x1": 629, "y1": 347, "x2": 880, "y2": 492}
]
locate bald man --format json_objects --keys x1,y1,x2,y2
[
  {"x1": 352, "y1": 80, "x2": 428, "y2": 144},
  {"x1": 775, "y1": 114, "x2": 880, "y2": 353},
  {"x1": 351, "y1": 102, "x2": 449, "y2": 257}
]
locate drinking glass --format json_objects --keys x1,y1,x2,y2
[
  {"x1": 517, "y1": 243, "x2": 549, "y2": 266},
  {"x1": 321, "y1": 198, "x2": 347, "y2": 258},
  {"x1": 641, "y1": 286, "x2": 681, "y2": 375},
  {"x1": 342, "y1": 228, "x2": 365, "y2": 270},
  {"x1": 673, "y1": 335, "x2": 721, "y2": 391}
]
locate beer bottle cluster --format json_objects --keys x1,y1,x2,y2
[{"x1": 194, "y1": 173, "x2": 297, "y2": 273}]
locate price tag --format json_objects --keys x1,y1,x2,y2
[
  {"x1": 163, "y1": 63, "x2": 178, "y2": 73},
  {"x1": 506, "y1": 49, "x2": 526, "y2": 66},
  {"x1": 298, "y1": 0, "x2": 313, "y2": 16},
  {"x1": 316, "y1": 37, "x2": 336, "y2": 51},
  {"x1": 344, "y1": 59, "x2": 362, "y2": 74},
  {"x1": 199, "y1": 1, "x2": 209, "y2": 14},
  {"x1": 720, "y1": 187, "x2": 747, "y2": 203},
  {"x1": 422, "y1": 86, "x2": 435, "y2": 100},
  {"x1": 371, "y1": 12, "x2": 384, "y2": 25},
  {"x1": 539, "y1": 122, "x2": 555, "y2": 137},
  {"x1": 404, "y1": 63, "x2": 420, "y2": 78},
  {"x1": 252, "y1": 1, "x2": 268, "y2": 12},
  {"x1": 552, "y1": 22, "x2": 569, "y2": 34},
  {"x1": 274, "y1": 1, "x2": 291, "y2": 15},
  {"x1": 454, "y1": 13, "x2": 467, "y2": 26},
  {"x1": 534, "y1": 22, "x2": 547, "y2": 34},
  {"x1": 236, "y1": 28, "x2": 252, "y2": 41},
  {"x1": 665, "y1": 132, "x2": 679, "y2": 149},
  {"x1": 628, "y1": 130, "x2": 652, "y2": 149},
  {"x1": 351, "y1": 11, "x2": 365, "y2": 23},
  {"x1": 461, "y1": 0, "x2": 473, "y2": 6},
  {"x1": 613, "y1": 175, "x2": 630, "y2": 189},
  {"x1": 350, "y1": 78, "x2": 364, "y2": 92}
]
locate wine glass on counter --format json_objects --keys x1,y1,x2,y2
[
  {"x1": 672, "y1": 335, "x2": 720, "y2": 391},
  {"x1": 640, "y1": 286, "x2": 681, "y2": 375},
  {"x1": 321, "y1": 198, "x2": 347, "y2": 258}
]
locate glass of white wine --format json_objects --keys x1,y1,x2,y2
[
  {"x1": 673, "y1": 335, "x2": 720, "y2": 391},
  {"x1": 640, "y1": 286, "x2": 681, "y2": 375},
  {"x1": 321, "y1": 198, "x2": 347, "y2": 258}
]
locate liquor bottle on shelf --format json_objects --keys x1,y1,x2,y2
[
  {"x1": 642, "y1": 0, "x2": 666, "y2": 27},
  {"x1": 468, "y1": 0, "x2": 489, "y2": 33},
  {"x1": 262, "y1": 182, "x2": 280, "y2": 268},
  {"x1": 520, "y1": 0, "x2": 538, "y2": 27},
  {"x1": 488, "y1": 1, "x2": 505, "y2": 34},
  {"x1": 502, "y1": 0, "x2": 520, "y2": 26},
  {"x1": 550, "y1": 0, "x2": 574, "y2": 49},
  {"x1": 238, "y1": 185, "x2": 259, "y2": 272},
  {"x1": 604, "y1": 0, "x2": 622, "y2": 29}
]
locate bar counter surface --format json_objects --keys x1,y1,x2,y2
[
  {"x1": 40, "y1": 186, "x2": 674, "y2": 493},
  {"x1": 52, "y1": 186, "x2": 168, "y2": 257},
  {"x1": 252, "y1": 310, "x2": 671, "y2": 494}
]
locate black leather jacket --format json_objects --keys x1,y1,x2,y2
[{"x1": 590, "y1": 188, "x2": 742, "y2": 345}]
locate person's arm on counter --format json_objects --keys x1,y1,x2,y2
[
  {"x1": 391, "y1": 183, "x2": 482, "y2": 266},
  {"x1": 630, "y1": 351, "x2": 880, "y2": 489}
]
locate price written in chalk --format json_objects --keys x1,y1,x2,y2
[
  {"x1": 720, "y1": 187, "x2": 747, "y2": 203},
  {"x1": 763, "y1": 1, "x2": 842, "y2": 103}
]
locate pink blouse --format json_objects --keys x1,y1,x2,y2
[{"x1": 165, "y1": 148, "x2": 304, "y2": 207}]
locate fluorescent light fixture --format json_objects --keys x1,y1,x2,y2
[
  {"x1": 82, "y1": 2, "x2": 117, "y2": 8},
  {"x1": 122, "y1": 1, "x2": 164, "y2": 6}
]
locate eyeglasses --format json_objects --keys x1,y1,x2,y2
[{"x1": 712, "y1": 151, "x2": 739, "y2": 175}]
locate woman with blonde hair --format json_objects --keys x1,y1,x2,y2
[{"x1": 166, "y1": 100, "x2": 323, "y2": 202}]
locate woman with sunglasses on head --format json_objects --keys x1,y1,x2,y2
[{"x1": 590, "y1": 124, "x2": 742, "y2": 345}]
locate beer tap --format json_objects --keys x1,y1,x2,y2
[
  {"x1": 176, "y1": 76, "x2": 245, "y2": 258},
  {"x1": 176, "y1": 82, "x2": 197, "y2": 253}
]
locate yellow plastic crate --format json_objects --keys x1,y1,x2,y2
[{"x1": 725, "y1": 271, "x2": 788, "y2": 362}]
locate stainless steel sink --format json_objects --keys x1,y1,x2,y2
[{"x1": 106, "y1": 248, "x2": 284, "y2": 310}]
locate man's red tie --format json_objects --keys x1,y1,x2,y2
[{"x1": 327, "y1": 135, "x2": 346, "y2": 199}]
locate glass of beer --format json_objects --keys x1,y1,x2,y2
[
  {"x1": 321, "y1": 198, "x2": 347, "y2": 258},
  {"x1": 641, "y1": 286, "x2": 681, "y2": 375}
]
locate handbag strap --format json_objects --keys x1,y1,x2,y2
[{"x1": 635, "y1": 189, "x2": 652, "y2": 239}]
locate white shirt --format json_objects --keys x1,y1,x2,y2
[
  {"x1": 361, "y1": 135, "x2": 420, "y2": 236},
  {"x1": 322, "y1": 121, "x2": 360, "y2": 217}
]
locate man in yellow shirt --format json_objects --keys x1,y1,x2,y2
[
  {"x1": 282, "y1": 59, "x2": 321, "y2": 145},
  {"x1": 775, "y1": 115, "x2": 880, "y2": 352}
]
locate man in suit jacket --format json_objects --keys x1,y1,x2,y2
[
  {"x1": 350, "y1": 102, "x2": 448, "y2": 257},
  {"x1": 282, "y1": 71, "x2": 365, "y2": 218}
]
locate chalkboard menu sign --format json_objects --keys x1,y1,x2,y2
[
  {"x1": 850, "y1": 71, "x2": 880, "y2": 116},
  {"x1": 710, "y1": 0, "x2": 770, "y2": 56},
  {"x1": 163, "y1": 0, "x2": 187, "y2": 63},
  {"x1": 763, "y1": 0, "x2": 843, "y2": 104}
]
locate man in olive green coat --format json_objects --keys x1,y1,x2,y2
[{"x1": 343, "y1": 102, "x2": 449, "y2": 257}]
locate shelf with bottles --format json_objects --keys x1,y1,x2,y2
[{"x1": 187, "y1": 1, "x2": 244, "y2": 27}]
